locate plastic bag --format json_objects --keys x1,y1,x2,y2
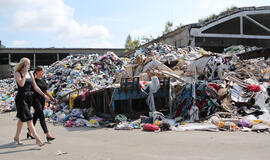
[
  {"x1": 172, "y1": 123, "x2": 218, "y2": 132},
  {"x1": 146, "y1": 76, "x2": 160, "y2": 112},
  {"x1": 143, "y1": 123, "x2": 160, "y2": 132}
]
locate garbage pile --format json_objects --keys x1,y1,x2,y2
[
  {"x1": 110, "y1": 43, "x2": 270, "y2": 133},
  {"x1": 48, "y1": 43, "x2": 270, "y2": 133},
  {"x1": 0, "y1": 78, "x2": 16, "y2": 112},
  {"x1": 46, "y1": 52, "x2": 126, "y2": 98},
  {"x1": 40, "y1": 52, "x2": 128, "y2": 123}
]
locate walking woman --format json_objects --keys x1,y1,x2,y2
[
  {"x1": 27, "y1": 66, "x2": 56, "y2": 142},
  {"x1": 14, "y1": 57, "x2": 49, "y2": 147}
]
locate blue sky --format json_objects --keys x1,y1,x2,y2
[{"x1": 0, "y1": 0, "x2": 269, "y2": 48}]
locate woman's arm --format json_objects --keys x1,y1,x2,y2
[
  {"x1": 14, "y1": 72, "x2": 26, "y2": 87},
  {"x1": 30, "y1": 72, "x2": 50, "y2": 101},
  {"x1": 45, "y1": 90, "x2": 58, "y2": 103}
]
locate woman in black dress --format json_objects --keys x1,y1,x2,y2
[
  {"x1": 27, "y1": 66, "x2": 56, "y2": 142},
  {"x1": 14, "y1": 57, "x2": 49, "y2": 146}
]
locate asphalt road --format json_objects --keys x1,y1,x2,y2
[{"x1": 0, "y1": 112, "x2": 269, "y2": 160}]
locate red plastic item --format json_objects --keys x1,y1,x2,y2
[
  {"x1": 247, "y1": 85, "x2": 261, "y2": 92},
  {"x1": 143, "y1": 123, "x2": 160, "y2": 131}
]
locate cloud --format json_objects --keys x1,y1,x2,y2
[
  {"x1": 0, "y1": 0, "x2": 113, "y2": 47},
  {"x1": 12, "y1": 40, "x2": 27, "y2": 47}
]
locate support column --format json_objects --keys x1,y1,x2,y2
[
  {"x1": 240, "y1": 16, "x2": 243, "y2": 35},
  {"x1": 57, "y1": 53, "x2": 59, "y2": 61},
  {"x1": 8, "y1": 54, "x2": 12, "y2": 76},
  {"x1": 33, "y1": 53, "x2": 36, "y2": 69},
  {"x1": 8, "y1": 54, "x2": 11, "y2": 64}
]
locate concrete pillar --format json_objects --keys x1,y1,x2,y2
[
  {"x1": 8, "y1": 54, "x2": 11, "y2": 64},
  {"x1": 240, "y1": 16, "x2": 243, "y2": 35},
  {"x1": 8, "y1": 53, "x2": 12, "y2": 76},
  {"x1": 57, "y1": 53, "x2": 59, "y2": 61},
  {"x1": 33, "y1": 53, "x2": 36, "y2": 69}
]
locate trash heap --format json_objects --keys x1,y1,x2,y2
[
  {"x1": 45, "y1": 52, "x2": 126, "y2": 97},
  {"x1": 0, "y1": 78, "x2": 16, "y2": 112},
  {"x1": 1, "y1": 43, "x2": 270, "y2": 133},
  {"x1": 110, "y1": 43, "x2": 270, "y2": 133}
]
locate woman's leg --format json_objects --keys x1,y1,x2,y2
[
  {"x1": 26, "y1": 120, "x2": 44, "y2": 146},
  {"x1": 27, "y1": 110, "x2": 38, "y2": 137},
  {"x1": 33, "y1": 110, "x2": 38, "y2": 126},
  {"x1": 14, "y1": 119, "x2": 23, "y2": 143},
  {"x1": 33, "y1": 102, "x2": 48, "y2": 134}
]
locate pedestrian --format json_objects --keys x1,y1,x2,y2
[
  {"x1": 27, "y1": 66, "x2": 56, "y2": 142},
  {"x1": 14, "y1": 57, "x2": 49, "y2": 147}
]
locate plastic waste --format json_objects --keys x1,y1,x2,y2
[
  {"x1": 115, "y1": 122, "x2": 133, "y2": 130},
  {"x1": 172, "y1": 123, "x2": 218, "y2": 132},
  {"x1": 251, "y1": 124, "x2": 270, "y2": 132},
  {"x1": 143, "y1": 123, "x2": 160, "y2": 132},
  {"x1": 115, "y1": 114, "x2": 127, "y2": 122}
]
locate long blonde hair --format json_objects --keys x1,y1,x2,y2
[{"x1": 14, "y1": 57, "x2": 30, "y2": 73}]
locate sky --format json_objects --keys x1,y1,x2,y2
[{"x1": 0, "y1": 0, "x2": 269, "y2": 48}]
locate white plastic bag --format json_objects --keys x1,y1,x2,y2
[{"x1": 146, "y1": 76, "x2": 160, "y2": 112}]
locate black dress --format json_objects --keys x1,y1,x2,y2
[
  {"x1": 32, "y1": 78, "x2": 48, "y2": 133},
  {"x1": 15, "y1": 72, "x2": 33, "y2": 122}
]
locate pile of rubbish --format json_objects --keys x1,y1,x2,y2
[
  {"x1": 46, "y1": 52, "x2": 126, "y2": 98},
  {"x1": 119, "y1": 43, "x2": 270, "y2": 133},
  {"x1": 1, "y1": 43, "x2": 270, "y2": 133},
  {"x1": 0, "y1": 78, "x2": 16, "y2": 112}
]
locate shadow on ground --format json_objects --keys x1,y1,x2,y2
[{"x1": 0, "y1": 142, "x2": 41, "y2": 155}]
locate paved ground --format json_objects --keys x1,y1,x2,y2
[{"x1": 0, "y1": 112, "x2": 269, "y2": 160}]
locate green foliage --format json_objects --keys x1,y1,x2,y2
[
  {"x1": 198, "y1": 14, "x2": 217, "y2": 23},
  {"x1": 220, "y1": 5, "x2": 237, "y2": 15},
  {"x1": 124, "y1": 34, "x2": 140, "y2": 52},
  {"x1": 163, "y1": 21, "x2": 173, "y2": 35}
]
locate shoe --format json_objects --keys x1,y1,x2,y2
[
  {"x1": 27, "y1": 132, "x2": 35, "y2": 139},
  {"x1": 36, "y1": 140, "x2": 45, "y2": 147},
  {"x1": 46, "y1": 136, "x2": 55, "y2": 142},
  {"x1": 27, "y1": 128, "x2": 35, "y2": 139},
  {"x1": 14, "y1": 137, "x2": 23, "y2": 145}
]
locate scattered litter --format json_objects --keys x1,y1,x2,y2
[{"x1": 56, "y1": 150, "x2": 68, "y2": 156}]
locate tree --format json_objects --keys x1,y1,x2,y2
[
  {"x1": 125, "y1": 34, "x2": 132, "y2": 49},
  {"x1": 163, "y1": 21, "x2": 173, "y2": 35},
  {"x1": 124, "y1": 34, "x2": 140, "y2": 52}
]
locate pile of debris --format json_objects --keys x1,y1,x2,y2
[
  {"x1": 46, "y1": 52, "x2": 126, "y2": 98},
  {"x1": 0, "y1": 78, "x2": 16, "y2": 112},
  {"x1": 110, "y1": 43, "x2": 270, "y2": 132}
]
